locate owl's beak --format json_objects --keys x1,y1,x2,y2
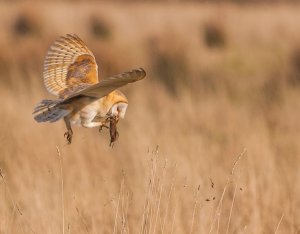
[
  {"x1": 114, "y1": 115, "x2": 119, "y2": 123},
  {"x1": 107, "y1": 109, "x2": 119, "y2": 123}
]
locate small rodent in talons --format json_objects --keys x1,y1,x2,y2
[{"x1": 109, "y1": 116, "x2": 119, "y2": 147}]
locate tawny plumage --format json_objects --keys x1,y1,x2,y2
[{"x1": 33, "y1": 34, "x2": 146, "y2": 144}]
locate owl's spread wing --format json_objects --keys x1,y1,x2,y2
[
  {"x1": 43, "y1": 34, "x2": 99, "y2": 98},
  {"x1": 63, "y1": 68, "x2": 146, "y2": 101}
]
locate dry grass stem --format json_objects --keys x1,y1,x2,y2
[
  {"x1": 225, "y1": 183, "x2": 238, "y2": 234},
  {"x1": 56, "y1": 146, "x2": 65, "y2": 234},
  {"x1": 161, "y1": 181, "x2": 175, "y2": 234},
  {"x1": 0, "y1": 168, "x2": 28, "y2": 234},
  {"x1": 76, "y1": 207, "x2": 89, "y2": 233},
  {"x1": 170, "y1": 195, "x2": 178, "y2": 234},
  {"x1": 113, "y1": 177, "x2": 124, "y2": 234},
  {"x1": 274, "y1": 214, "x2": 284, "y2": 234},
  {"x1": 152, "y1": 160, "x2": 167, "y2": 234},
  {"x1": 189, "y1": 186, "x2": 201, "y2": 234},
  {"x1": 209, "y1": 148, "x2": 247, "y2": 233}
]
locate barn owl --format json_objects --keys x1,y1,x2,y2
[{"x1": 33, "y1": 34, "x2": 146, "y2": 144}]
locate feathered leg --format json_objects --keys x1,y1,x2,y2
[{"x1": 64, "y1": 117, "x2": 73, "y2": 144}]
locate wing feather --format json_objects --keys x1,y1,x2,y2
[
  {"x1": 43, "y1": 34, "x2": 99, "y2": 98},
  {"x1": 64, "y1": 68, "x2": 146, "y2": 101}
]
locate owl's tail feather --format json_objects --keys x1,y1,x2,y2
[{"x1": 33, "y1": 99, "x2": 70, "y2": 123}]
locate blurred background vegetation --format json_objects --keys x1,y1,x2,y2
[{"x1": 0, "y1": 1, "x2": 300, "y2": 233}]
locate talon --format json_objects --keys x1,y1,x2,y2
[
  {"x1": 99, "y1": 124, "x2": 109, "y2": 132},
  {"x1": 64, "y1": 130, "x2": 73, "y2": 144}
]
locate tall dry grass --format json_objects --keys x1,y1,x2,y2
[{"x1": 0, "y1": 2, "x2": 300, "y2": 233}]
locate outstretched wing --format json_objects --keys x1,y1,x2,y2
[
  {"x1": 43, "y1": 34, "x2": 99, "y2": 98},
  {"x1": 63, "y1": 68, "x2": 146, "y2": 101}
]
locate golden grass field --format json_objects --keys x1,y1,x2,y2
[{"x1": 0, "y1": 2, "x2": 300, "y2": 233}]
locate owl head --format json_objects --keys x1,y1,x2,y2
[{"x1": 104, "y1": 90, "x2": 128, "y2": 120}]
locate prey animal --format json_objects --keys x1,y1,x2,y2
[{"x1": 33, "y1": 34, "x2": 146, "y2": 144}]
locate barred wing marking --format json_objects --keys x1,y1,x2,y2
[{"x1": 43, "y1": 34, "x2": 99, "y2": 98}]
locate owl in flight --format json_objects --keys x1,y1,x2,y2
[{"x1": 33, "y1": 34, "x2": 146, "y2": 145}]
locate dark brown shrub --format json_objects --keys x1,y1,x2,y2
[
  {"x1": 289, "y1": 46, "x2": 300, "y2": 85},
  {"x1": 150, "y1": 46, "x2": 188, "y2": 95},
  {"x1": 203, "y1": 20, "x2": 226, "y2": 48},
  {"x1": 90, "y1": 16, "x2": 111, "y2": 39},
  {"x1": 13, "y1": 13, "x2": 41, "y2": 37},
  {"x1": 261, "y1": 75, "x2": 283, "y2": 107},
  {"x1": 146, "y1": 35, "x2": 190, "y2": 95}
]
